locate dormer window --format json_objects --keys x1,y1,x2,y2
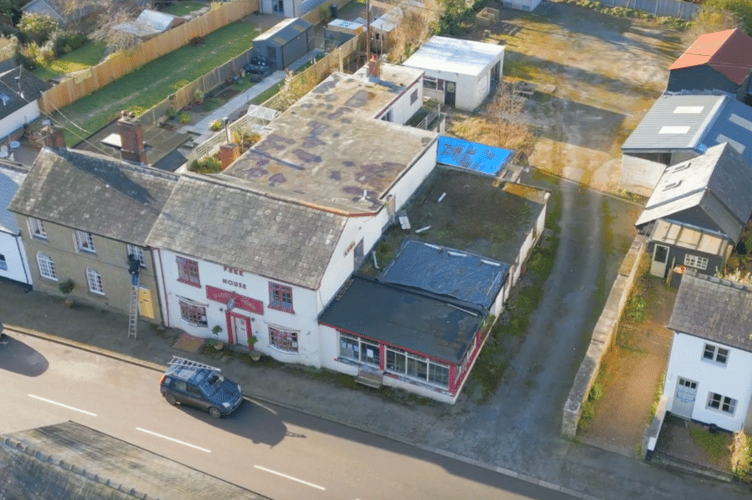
[
  {"x1": 28, "y1": 218, "x2": 47, "y2": 239},
  {"x1": 74, "y1": 231, "x2": 96, "y2": 253}
]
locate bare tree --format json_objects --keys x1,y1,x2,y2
[
  {"x1": 682, "y1": 6, "x2": 742, "y2": 47},
  {"x1": 64, "y1": 0, "x2": 144, "y2": 54},
  {"x1": 386, "y1": 0, "x2": 439, "y2": 63},
  {"x1": 486, "y1": 82, "x2": 535, "y2": 163}
]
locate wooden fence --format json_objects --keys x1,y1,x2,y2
[
  {"x1": 596, "y1": 0, "x2": 699, "y2": 19},
  {"x1": 38, "y1": 0, "x2": 259, "y2": 114}
]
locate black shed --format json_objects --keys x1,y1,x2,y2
[{"x1": 252, "y1": 18, "x2": 313, "y2": 71}]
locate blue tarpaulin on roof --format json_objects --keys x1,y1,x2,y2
[
  {"x1": 437, "y1": 136, "x2": 512, "y2": 176},
  {"x1": 379, "y1": 240, "x2": 509, "y2": 308}
]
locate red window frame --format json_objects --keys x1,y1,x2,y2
[
  {"x1": 269, "y1": 282, "x2": 293, "y2": 312},
  {"x1": 176, "y1": 256, "x2": 200, "y2": 287}
]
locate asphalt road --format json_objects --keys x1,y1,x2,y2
[{"x1": 0, "y1": 331, "x2": 579, "y2": 500}]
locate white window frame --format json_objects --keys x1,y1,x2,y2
[
  {"x1": 36, "y1": 252, "x2": 57, "y2": 280},
  {"x1": 423, "y1": 76, "x2": 437, "y2": 90},
  {"x1": 702, "y1": 343, "x2": 729, "y2": 365},
  {"x1": 74, "y1": 231, "x2": 96, "y2": 253},
  {"x1": 85, "y1": 268, "x2": 104, "y2": 295},
  {"x1": 707, "y1": 392, "x2": 736, "y2": 415},
  {"x1": 684, "y1": 254, "x2": 708, "y2": 270},
  {"x1": 385, "y1": 346, "x2": 450, "y2": 388},
  {"x1": 127, "y1": 245, "x2": 146, "y2": 268},
  {"x1": 178, "y1": 297, "x2": 208, "y2": 327},
  {"x1": 269, "y1": 327, "x2": 298, "y2": 353},
  {"x1": 0, "y1": 253, "x2": 6, "y2": 271},
  {"x1": 338, "y1": 332, "x2": 379, "y2": 367},
  {"x1": 28, "y1": 217, "x2": 47, "y2": 239}
]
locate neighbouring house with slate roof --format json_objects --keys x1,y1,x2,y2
[
  {"x1": 7, "y1": 147, "x2": 178, "y2": 324},
  {"x1": 0, "y1": 66, "x2": 51, "y2": 143},
  {"x1": 635, "y1": 142, "x2": 752, "y2": 279},
  {"x1": 666, "y1": 28, "x2": 752, "y2": 104},
  {"x1": 0, "y1": 162, "x2": 32, "y2": 285},
  {"x1": 0, "y1": 421, "x2": 270, "y2": 500},
  {"x1": 620, "y1": 92, "x2": 752, "y2": 196},
  {"x1": 663, "y1": 273, "x2": 752, "y2": 432}
]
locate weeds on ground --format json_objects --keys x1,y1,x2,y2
[
  {"x1": 646, "y1": 374, "x2": 664, "y2": 424},
  {"x1": 732, "y1": 432, "x2": 752, "y2": 483},
  {"x1": 559, "y1": 0, "x2": 692, "y2": 30},
  {"x1": 690, "y1": 427, "x2": 732, "y2": 465},
  {"x1": 578, "y1": 379, "x2": 605, "y2": 432}
]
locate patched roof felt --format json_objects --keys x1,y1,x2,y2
[
  {"x1": 379, "y1": 240, "x2": 509, "y2": 308},
  {"x1": 635, "y1": 142, "x2": 752, "y2": 241},
  {"x1": 0, "y1": 66, "x2": 51, "y2": 121},
  {"x1": 146, "y1": 174, "x2": 348, "y2": 290},
  {"x1": 8, "y1": 148, "x2": 178, "y2": 245},
  {"x1": 669, "y1": 29, "x2": 752, "y2": 85},
  {"x1": 669, "y1": 273, "x2": 752, "y2": 353},
  {"x1": 319, "y1": 275, "x2": 484, "y2": 364}
]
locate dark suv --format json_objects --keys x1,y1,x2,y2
[{"x1": 160, "y1": 358, "x2": 243, "y2": 418}]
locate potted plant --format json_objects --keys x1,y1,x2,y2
[
  {"x1": 211, "y1": 325, "x2": 223, "y2": 335},
  {"x1": 58, "y1": 279, "x2": 75, "y2": 307},
  {"x1": 248, "y1": 335, "x2": 260, "y2": 360}
]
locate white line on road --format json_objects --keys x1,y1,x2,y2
[
  {"x1": 136, "y1": 428, "x2": 211, "y2": 453},
  {"x1": 254, "y1": 465, "x2": 326, "y2": 490},
  {"x1": 28, "y1": 394, "x2": 97, "y2": 416}
]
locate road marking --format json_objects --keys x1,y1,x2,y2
[
  {"x1": 254, "y1": 465, "x2": 326, "y2": 490},
  {"x1": 136, "y1": 428, "x2": 211, "y2": 453},
  {"x1": 28, "y1": 394, "x2": 97, "y2": 417}
]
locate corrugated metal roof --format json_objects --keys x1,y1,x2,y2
[
  {"x1": 403, "y1": 36, "x2": 505, "y2": 77},
  {"x1": 635, "y1": 142, "x2": 752, "y2": 241},
  {"x1": 669, "y1": 273, "x2": 752, "y2": 353},
  {"x1": 379, "y1": 240, "x2": 509, "y2": 308},
  {"x1": 623, "y1": 93, "x2": 752, "y2": 164},
  {"x1": 319, "y1": 275, "x2": 484, "y2": 364},
  {"x1": 437, "y1": 135, "x2": 512, "y2": 176},
  {"x1": 669, "y1": 28, "x2": 752, "y2": 85}
]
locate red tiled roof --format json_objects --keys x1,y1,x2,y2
[{"x1": 669, "y1": 28, "x2": 752, "y2": 85}]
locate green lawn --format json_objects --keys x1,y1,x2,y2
[
  {"x1": 33, "y1": 42, "x2": 106, "y2": 82},
  {"x1": 161, "y1": 1, "x2": 206, "y2": 16},
  {"x1": 55, "y1": 20, "x2": 259, "y2": 146}
]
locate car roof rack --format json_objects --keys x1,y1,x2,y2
[{"x1": 168, "y1": 356, "x2": 221, "y2": 372}]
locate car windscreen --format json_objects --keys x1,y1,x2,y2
[{"x1": 199, "y1": 372, "x2": 225, "y2": 396}]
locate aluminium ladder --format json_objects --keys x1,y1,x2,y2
[
  {"x1": 127, "y1": 285, "x2": 139, "y2": 339},
  {"x1": 168, "y1": 356, "x2": 221, "y2": 372}
]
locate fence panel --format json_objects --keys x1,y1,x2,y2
[
  {"x1": 39, "y1": 0, "x2": 259, "y2": 114},
  {"x1": 595, "y1": 0, "x2": 699, "y2": 19}
]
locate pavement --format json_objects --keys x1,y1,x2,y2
[{"x1": 2, "y1": 233, "x2": 752, "y2": 500}]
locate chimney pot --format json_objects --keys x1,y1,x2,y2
[
  {"x1": 43, "y1": 125, "x2": 66, "y2": 149},
  {"x1": 118, "y1": 117, "x2": 147, "y2": 164},
  {"x1": 219, "y1": 143, "x2": 240, "y2": 170}
]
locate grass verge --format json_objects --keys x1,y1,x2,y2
[
  {"x1": 54, "y1": 20, "x2": 260, "y2": 146},
  {"x1": 162, "y1": 1, "x2": 206, "y2": 16}
]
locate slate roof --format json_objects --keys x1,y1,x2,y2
[
  {"x1": 0, "y1": 66, "x2": 50, "y2": 122},
  {"x1": 7, "y1": 148, "x2": 178, "y2": 245},
  {"x1": 621, "y1": 93, "x2": 752, "y2": 165},
  {"x1": 635, "y1": 142, "x2": 752, "y2": 242},
  {"x1": 146, "y1": 173, "x2": 348, "y2": 290},
  {"x1": 222, "y1": 68, "x2": 436, "y2": 214},
  {"x1": 319, "y1": 275, "x2": 485, "y2": 364},
  {"x1": 379, "y1": 239, "x2": 509, "y2": 308},
  {"x1": 668, "y1": 273, "x2": 752, "y2": 353},
  {"x1": 114, "y1": 9, "x2": 183, "y2": 38},
  {"x1": 403, "y1": 36, "x2": 505, "y2": 77},
  {"x1": 0, "y1": 421, "x2": 269, "y2": 500},
  {"x1": 0, "y1": 162, "x2": 27, "y2": 234},
  {"x1": 669, "y1": 29, "x2": 752, "y2": 85}
]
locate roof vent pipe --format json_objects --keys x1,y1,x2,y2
[{"x1": 223, "y1": 116, "x2": 231, "y2": 144}]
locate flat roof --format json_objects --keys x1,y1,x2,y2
[
  {"x1": 223, "y1": 67, "x2": 436, "y2": 214},
  {"x1": 379, "y1": 239, "x2": 509, "y2": 308},
  {"x1": 437, "y1": 135, "x2": 512, "y2": 176},
  {"x1": 319, "y1": 275, "x2": 484, "y2": 364},
  {"x1": 403, "y1": 36, "x2": 504, "y2": 77}
]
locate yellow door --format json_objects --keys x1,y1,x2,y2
[{"x1": 138, "y1": 287, "x2": 155, "y2": 319}]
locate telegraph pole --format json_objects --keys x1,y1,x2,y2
[{"x1": 365, "y1": 0, "x2": 371, "y2": 66}]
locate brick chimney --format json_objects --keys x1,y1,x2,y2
[
  {"x1": 42, "y1": 125, "x2": 66, "y2": 149},
  {"x1": 368, "y1": 55, "x2": 381, "y2": 79},
  {"x1": 118, "y1": 111, "x2": 147, "y2": 164},
  {"x1": 219, "y1": 143, "x2": 240, "y2": 170}
]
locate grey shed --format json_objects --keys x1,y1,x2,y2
[{"x1": 252, "y1": 18, "x2": 313, "y2": 70}]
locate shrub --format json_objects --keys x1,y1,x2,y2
[
  {"x1": 178, "y1": 112, "x2": 191, "y2": 124},
  {"x1": 189, "y1": 156, "x2": 222, "y2": 173},
  {"x1": 165, "y1": 106, "x2": 177, "y2": 119},
  {"x1": 50, "y1": 30, "x2": 89, "y2": 57},
  {"x1": 17, "y1": 13, "x2": 59, "y2": 44},
  {"x1": 210, "y1": 119, "x2": 223, "y2": 131},
  {"x1": 19, "y1": 41, "x2": 54, "y2": 69},
  {"x1": 58, "y1": 279, "x2": 74, "y2": 295}
]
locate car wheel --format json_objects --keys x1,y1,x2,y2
[
  {"x1": 165, "y1": 394, "x2": 177, "y2": 406},
  {"x1": 208, "y1": 406, "x2": 221, "y2": 419}
]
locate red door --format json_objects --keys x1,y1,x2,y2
[{"x1": 226, "y1": 312, "x2": 251, "y2": 347}]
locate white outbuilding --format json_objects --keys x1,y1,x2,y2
[{"x1": 402, "y1": 36, "x2": 504, "y2": 111}]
